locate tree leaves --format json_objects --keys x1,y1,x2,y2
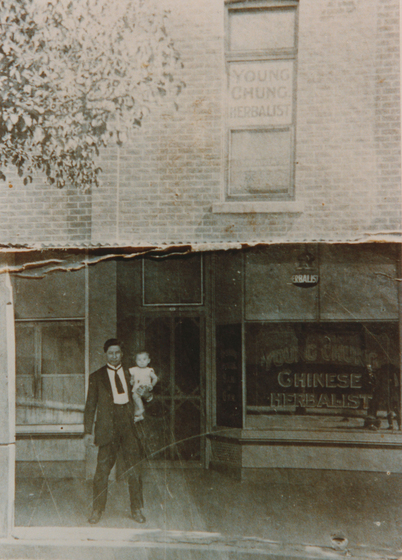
[{"x1": 0, "y1": 0, "x2": 184, "y2": 190}]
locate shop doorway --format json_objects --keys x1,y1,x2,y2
[{"x1": 138, "y1": 314, "x2": 205, "y2": 466}]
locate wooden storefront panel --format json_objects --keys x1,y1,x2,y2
[
  {"x1": 319, "y1": 245, "x2": 398, "y2": 321},
  {"x1": 245, "y1": 247, "x2": 318, "y2": 321}
]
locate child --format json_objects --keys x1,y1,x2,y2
[{"x1": 129, "y1": 351, "x2": 158, "y2": 422}]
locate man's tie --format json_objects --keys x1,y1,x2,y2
[{"x1": 110, "y1": 367, "x2": 125, "y2": 394}]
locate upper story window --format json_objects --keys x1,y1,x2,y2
[{"x1": 225, "y1": 1, "x2": 298, "y2": 202}]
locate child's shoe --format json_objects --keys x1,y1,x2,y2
[{"x1": 134, "y1": 414, "x2": 144, "y2": 423}]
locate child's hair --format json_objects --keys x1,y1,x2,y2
[{"x1": 136, "y1": 351, "x2": 150, "y2": 359}]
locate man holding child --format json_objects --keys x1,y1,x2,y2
[{"x1": 83, "y1": 338, "x2": 145, "y2": 525}]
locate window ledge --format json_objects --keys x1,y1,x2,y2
[
  {"x1": 212, "y1": 201, "x2": 304, "y2": 214},
  {"x1": 209, "y1": 427, "x2": 402, "y2": 447},
  {"x1": 16, "y1": 424, "x2": 84, "y2": 437}
]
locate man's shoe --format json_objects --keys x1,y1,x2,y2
[
  {"x1": 131, "y1": 509, "x2": 146, "y2": 523},
  {"x1": 88, "y1": 510, "x2": 103, "y2": 524}
]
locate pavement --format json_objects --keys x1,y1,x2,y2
[{"x1": 4, "y1": 468, "x2": 402, "y2": 559}]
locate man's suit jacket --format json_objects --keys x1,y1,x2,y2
[{"x1": 84, "y1": 365, "x2": 137, "y2": 447}]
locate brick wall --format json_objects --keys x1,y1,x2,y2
[
  {"x1": 91, "y1": 0, "x2": 401, "y2": 246},
  {"x1": 0, "y1": 169, "x2": 92, "y2": 246},
  {"x1": 373, "y1": 0, "x2": 401, "y2": 232},
  {"x1": 91, "y1": 0, "x2": 224, "y2": 245},
  {"x1": 0, "y1": 0, "x2": 399, "y2": 247}
]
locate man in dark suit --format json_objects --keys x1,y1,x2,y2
[{"x1": 84, "y1": 338, "x2": 145, "y2": 524}]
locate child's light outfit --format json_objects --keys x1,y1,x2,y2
[{"x1": 129, "y1": 366, "x2": 158, "y2": 422}]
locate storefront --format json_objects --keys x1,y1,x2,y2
[
  {"x1": 10, "y1": 244, "x2": 402, "y2": 479},
  {"x1": 13, "y1": 251, "x2": 212, "y2": 475},
  {"x1": 211, "y1": 244, "x2": 402, "y2": 476}
]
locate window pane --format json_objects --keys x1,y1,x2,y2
[
  {"x1": 16, "y1": 321, "x2": 85, "y2": 426},
  {"x1": 42, "y1": 323, "x2": 85, "y2": 374},
  {"x1": 229, "y1": 129, "x2": 292, "y2": 198},
  {"x1": 15, "y1": 325, "x2": 35, "y2": 376},
  {"x1": 143, "y1": 255, "x2": 202, "y2": 305},
  {"x1": 17, "y1": 382, "x2": 85, "y2": 424},
  {"x1": 228, "y1": 8, "x2": 296, "y2": 52},
  {"x1": 41, "y1": 376, "x2": 85, "y2": 407},
  {"x1": 13, "y1": 252, "x2": 85, "y2": 320},
  {"x1": 246, "y1": 322, "x2": 400, "y2": 431},
  {"x1": 16, "y1": 377, "x2": 34, "y2": 402}
]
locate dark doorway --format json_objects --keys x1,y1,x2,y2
[{"x1": 139, "y1": 315, "x2": 205, "y2": 465}]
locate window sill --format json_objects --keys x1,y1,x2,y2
[
  {"x1": 212, "y1": 201, "x2": 304, "y2": 214},
  {"x1": 16, "y1": 424, "x2": 84, "y2": 437},
  {"x1": 209, "y1": 427, "x2": 402, "y2": 446}
]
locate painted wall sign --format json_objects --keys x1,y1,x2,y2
[{"x1": 228, "y1": 60, "x2": 294, "y2": 127}]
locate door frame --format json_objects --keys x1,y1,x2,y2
[{"x1": 139, "y1": 308, "x2": 207, "y2": 467}]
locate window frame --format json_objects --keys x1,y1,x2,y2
[
  {"x1": 224, "y1": 0, "x2": 299, "y2": 202},
  {"x1": 15, "y1": 317, "x2": 86, "y2": 433}
]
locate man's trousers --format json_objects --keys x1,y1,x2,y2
[{"x1": 93, "y1": 403, "x2": 143, "y2": 513}]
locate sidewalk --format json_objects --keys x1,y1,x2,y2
[{"x1": 11, "y1": 468, "x2": 402, "y2": 558}]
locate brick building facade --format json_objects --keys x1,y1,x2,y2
[{"x1": 0, "y1": 0, "x2": 399, "y2": 246}]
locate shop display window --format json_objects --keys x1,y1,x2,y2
[
  {"x1": 15, "y1": 320, "x2": 85, "y2": 427},
  {"x1": 246, "y1": 322, "x2": 400, "y2": 430},
  {"x1": 214, "y1": 245, "x2": 401, "y2": 432}
]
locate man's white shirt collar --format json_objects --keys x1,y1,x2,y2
[{"x1": 107, "y1": 364, "x2": 129, "y2": 404}]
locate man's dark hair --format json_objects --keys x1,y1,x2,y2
[{"x1": 103, "y1": 338, "x2": 123, "y2": 353}]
